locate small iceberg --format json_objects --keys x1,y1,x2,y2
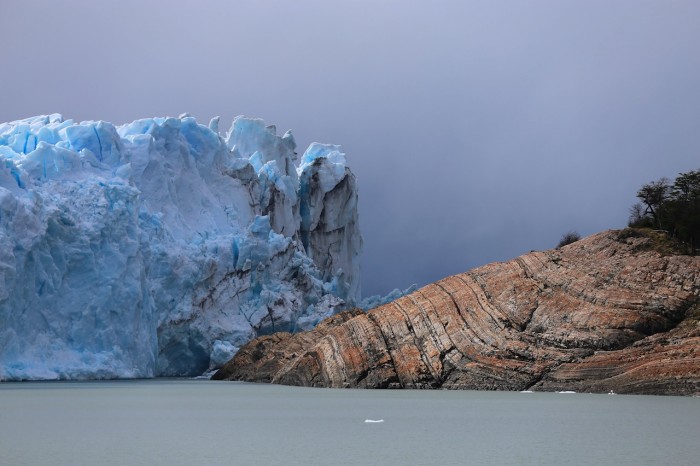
[
  {"x1": 556, "y1": 391, "x2": 576, "y2": 394},
  {"x1": 608, "y1": 390, "x2": 617, "y2": 395},
  {"x1": 364, "y1": 419, "x2": 384, "y2": 423},
  {"x1": 520, "y1": 390, "x2": 534, "y2": 393}
]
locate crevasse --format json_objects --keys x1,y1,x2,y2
[{"x1": 0, "y1": 114, "x2": 361, "y2": 380}]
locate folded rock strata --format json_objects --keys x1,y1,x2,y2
[{"x1": 214, "y1": 230, "x2": 700, "y2": 395}]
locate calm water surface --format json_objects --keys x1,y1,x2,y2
[{"x1": 1, "y1": 379, "x2": 698, "y2": 465}]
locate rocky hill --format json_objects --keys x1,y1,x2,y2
[{"x1": 214, "y1": 230, "x2": 700, "y2": 395}]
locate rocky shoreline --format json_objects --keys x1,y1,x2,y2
[{"x1": 214, "y1": 230, "x2": 700, "y2": 395}]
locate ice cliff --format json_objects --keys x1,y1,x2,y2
[{"x1": 0, "y1": 114, "x2": 361, "y2": 380}]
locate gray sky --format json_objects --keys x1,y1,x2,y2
[{"x1": 2, "y1": 0, "x2": 699, "y2": 296}]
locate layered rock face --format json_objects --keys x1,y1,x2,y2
[{"x1": 215, "y1": 230, "x2": 700, "y2": 395}]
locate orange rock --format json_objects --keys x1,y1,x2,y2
[{"x1": 214, "y1": 230, "x2": 700, "y2": 395}]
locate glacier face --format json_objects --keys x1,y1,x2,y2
[{"x1": 0, "y1": 114, "x2": 361, "y2": 380}]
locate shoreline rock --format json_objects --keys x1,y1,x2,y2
[{"x1": 214, "y1": 230, "x2": 700, "y2": 395}]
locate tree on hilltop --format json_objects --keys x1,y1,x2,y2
[
  {"x1": 636, "y1": 178, "x2": 670, "y2": 229},
  {"x1": 629, "y1": 169, "x2": 700, "y2": 253}
]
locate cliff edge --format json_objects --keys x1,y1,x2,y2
[{"x1": 214, "y1": 230, "x2": 700, "y2": 395}]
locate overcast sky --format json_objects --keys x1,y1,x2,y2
[{"x1": 2, "y1": 0, "x2": 699, "y2": 297}]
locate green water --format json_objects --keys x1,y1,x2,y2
[{"x1": 1, "y1": 380, "x2": 698, "y2": 465}]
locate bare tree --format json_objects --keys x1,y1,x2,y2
[
  {"x1": 628, "y1": 202, "x2": 649, "y2": 227},
  {"x1": 636, "y1": 178, "x2": 670, "y2": 228}
]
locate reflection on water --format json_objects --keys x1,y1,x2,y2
[{"x1": 1, "y1": 379, "x2": 699, "y2": 466}]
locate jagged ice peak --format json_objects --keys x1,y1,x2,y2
[{"x1": 0, "y1": 113, "x2": 362, "y2": 380}]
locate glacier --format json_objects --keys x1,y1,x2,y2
[{"x1": 0, "y1": 113, "x2": 362, "y2": 380}]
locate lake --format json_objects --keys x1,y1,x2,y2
[{"x1": 1, "y1": 380, "x2": 698, "y2": 465}]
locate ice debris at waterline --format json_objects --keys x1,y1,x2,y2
[{"x1": 0, "y1": 114, "x2": 362, "y2": 380}]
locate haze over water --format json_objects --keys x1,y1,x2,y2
[{"x1": 1, "y1": 380, "x2": 698, "y2": 466}]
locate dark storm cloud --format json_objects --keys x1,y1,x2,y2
[{"x1": 2, "y1": 0, "x2": 700, "y2": 296}]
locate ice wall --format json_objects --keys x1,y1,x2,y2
[{"x1": 0, "y1": 114, "x2": 361, "y2": 380}]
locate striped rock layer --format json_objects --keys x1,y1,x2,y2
[{"x1": 214, "y1": 230, "x2": 700, "y2": 395}]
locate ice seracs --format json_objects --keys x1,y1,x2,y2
[{"x1": 0, "y1": 114, "x2": 362, "y2": 380}]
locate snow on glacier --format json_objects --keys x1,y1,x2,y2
[{"x1": 0, "y1": 114, "x2": 361, "y2": 380}]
